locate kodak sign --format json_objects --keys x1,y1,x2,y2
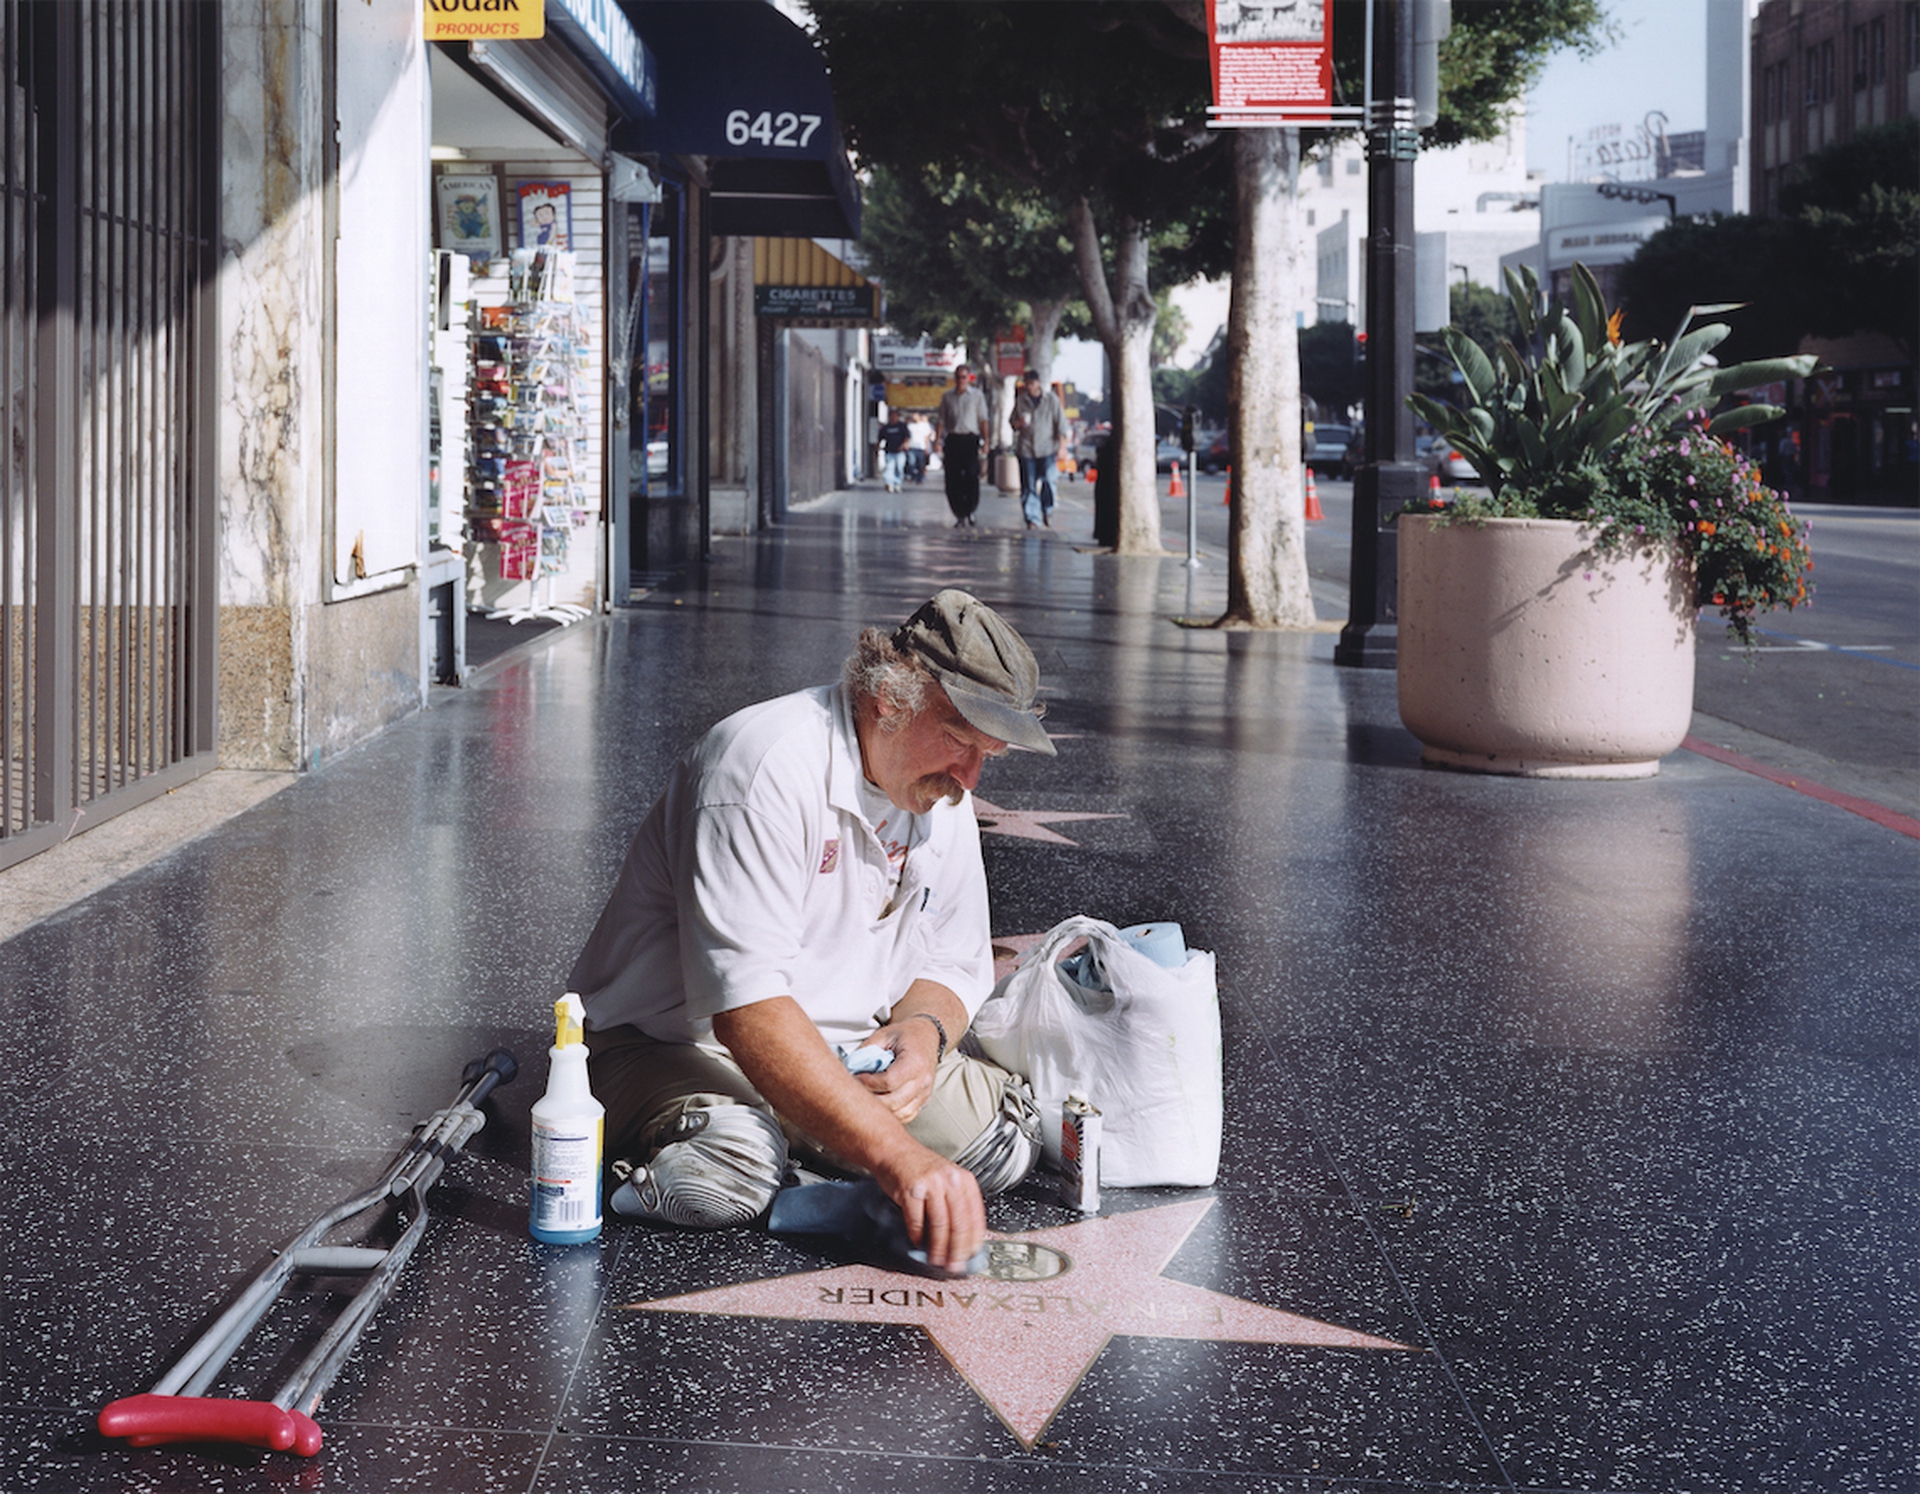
[{"x1": 425, "y1": 0, "x2": 545, "y2": 42}]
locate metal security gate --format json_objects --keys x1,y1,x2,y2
[{"x1": 2, "y1": 1, "x2": 218, "y2": 872}]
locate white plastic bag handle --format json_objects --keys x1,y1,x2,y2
[{"x1": 1011, "y1": 915, "x2": 1120, "y2": 974}]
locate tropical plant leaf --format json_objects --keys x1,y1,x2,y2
[
  {"x1": 1445, "y1": 328, "x2": 1499, "y2": 405},
  {"x1": 1705, "y1": 354, "x2": 1819, "y2": 395},
  {"x1": 1704, "y1": 403, "x2": 1785, "y2": 434},
  {"x1": 1569, "y1": 263, "x2": 1608, "y2": 349},
  {"x1": 1504, "y1": 265, "x2": 1538, "y2": 341},
  {"x1": 1653, "y1": 324, "x2": 1732, "y2": 388}
]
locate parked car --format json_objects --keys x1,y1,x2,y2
[
  {"x1": 1072, "y1": 421, "x2": 1112, "y2": 473},
  {"x1": 1304, "y1": 423, "x2": 1355, "y2": 478},
  {"x1": 1155, "y1": 437, "x2": 1189, "y2": 472},
  {"x1": 1428, "y1": 440, "x2": 1483, "y2": 486}
]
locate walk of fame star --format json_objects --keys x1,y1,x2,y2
[
  {"x1": 623, "y1": 1198, "x2": 1412, "y2": 1448},
  {"x1": 972, "y1": 795, "x2": 1125, "y2": 847}
]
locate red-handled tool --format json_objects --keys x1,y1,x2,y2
[{"x1": 98, "y1": 1050, "x2": 517, "y2": 1456}]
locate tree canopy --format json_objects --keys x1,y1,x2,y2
[{"x1": 1618, "y1": 119, "x2": 1918, "y2": 361}]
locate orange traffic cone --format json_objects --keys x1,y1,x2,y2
[
  {"x1": 1429, "y1": 473, "x2": 1442, "y2": 496},
  {"x1": 1305, "y1": 468, "x2": 1324, "y2": 521},
  {"x1": 1085, "y1": 464, "x2": 1096, "y2": 485},
  {"x1": 1168, "y1": 462, "x2": 1185, "y2": 498},
  {"x1": 1222, "y1": 465, "x2": 1232, "y2": 504}
]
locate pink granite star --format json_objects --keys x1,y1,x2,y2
[
  {"x1": 623, "y1": 1198, "x2": 1411, "y2": 1448},
  {"x1": 971, "y1": 795, "x2": 1124, "y2": 847}
]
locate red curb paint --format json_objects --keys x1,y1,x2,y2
[{"x1": 1681, "y1": 735, "x2": 1920, "y2": 841}]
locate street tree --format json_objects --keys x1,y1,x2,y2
[
  {"x1": 1164, "y1": 0, "x2": 1609, "y2": 628},
  {"x1": 1618, "y1": 121, "x2": 1918, "y2": 363},
  {"x1": 808, "y1": 1, "x2": 1232, "y2": 554},
  {"x1": 859, "y1": 163, "x2": 1088, "y2": 411}
]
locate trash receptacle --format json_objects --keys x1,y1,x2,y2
[{"x1": 1092, "y1": 437, "x2": 1119, "y2": 547}]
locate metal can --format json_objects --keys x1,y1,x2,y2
[{"x1": 1059, "y1": 1092, "x2": 1102, "y2": 1213}]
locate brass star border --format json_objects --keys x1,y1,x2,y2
[{"x1": 624, "y1": 1198, "x2": 1412, "y2": 1448}]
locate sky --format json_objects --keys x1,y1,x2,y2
[
  {"x1": 1056, "y1": 0, "x2": 1717, "y2": 398},
  {"x1": 1523, "y1": 0, "x2": 1712, "y2": 180}
]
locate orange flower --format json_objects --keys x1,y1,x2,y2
[
  {"x1": 1605, "y1": 308, "x2": 1624, "y2": 346},
  {"x1": 1697, "y1": 521, "x2": 1717, "y2": 536}
]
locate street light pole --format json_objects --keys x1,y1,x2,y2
[{"x1": 1335, "y1": 0, "x2": 1425, "y2": 670}]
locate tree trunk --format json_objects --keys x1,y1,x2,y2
[
  {"x1": 1027, "y1": 297, "x2": 1065, "y2": 384},
  {"x1": 1069, "y1": 198, "x2": 1164, "y2": 553},
  {"x1": 1218, "y1": 128, "x2": 1316, "y2": 628}
]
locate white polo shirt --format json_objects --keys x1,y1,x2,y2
[{"x1": 570, "y1": 684, "x2": 994, "y2": 1051}]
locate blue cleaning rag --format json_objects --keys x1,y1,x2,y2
[
  {"x1": 767, "y1": 1178, "x2": 990, "y2": 1277},
  {"x1": 837, "y1": 1043, "x2": 895, "y2": 1074}
]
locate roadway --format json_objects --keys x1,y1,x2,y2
[{"x1": 1118, "y1": 467, "x2": 1918, "y2": 817}]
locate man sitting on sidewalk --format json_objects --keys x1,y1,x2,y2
[{"x1": 569, "y1": 591, "x2": 1053, "y2": 1273}]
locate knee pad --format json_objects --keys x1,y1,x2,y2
[
  {"x1": 951, "y1": 1078, "x2": 1043, "y2": 1196},
  {"x1": 609, "y1": 1100, "x2": 788, "y2": 1229}
]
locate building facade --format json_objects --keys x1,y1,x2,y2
[
  {"x1": 1751, "y1": 0, "x2": 1919, "y2": 501},
  {"x1": 2, "y1": 0, "x2": 865, "y2": 872}
]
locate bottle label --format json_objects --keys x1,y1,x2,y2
[
  {"x1": 530, "y1": 1116, "x2": 603, "y2": 1233},
  {"x1": 1060, "y1": 1096, "x2": 1101, "y2": 1214}
]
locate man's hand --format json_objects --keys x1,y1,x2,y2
[
  {"x1": 855, "y1": 1014, "x2": 941, "y2": 1123},
  {"x1": 872, "y1": 1144, "x2": 986, "y2": 1273}
]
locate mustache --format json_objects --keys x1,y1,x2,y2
[{"x1": 914, "y1": 773, "x2": 966, "y2": 807}]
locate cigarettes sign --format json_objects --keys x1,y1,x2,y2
[{"x1": 1206, "y1": 0, "x2": 1332, "y2": 125}]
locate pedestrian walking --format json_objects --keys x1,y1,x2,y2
[
  {"x1": 1012, "y1": 369, "x2": 1066, "y2": 529},
  {"x1": 878, "y1": 411, "x2": 909, "y2": 492},
  {"x1": 906, "y1": 412, "x2": 932, "y2": 484},
  {"x1": 934, "y1": 365, "x2": 990, "y2": 527}
]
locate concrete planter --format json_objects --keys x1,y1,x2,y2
[{"x1": 1396, "y1": 514, "x2": 1695, "y2": 779}]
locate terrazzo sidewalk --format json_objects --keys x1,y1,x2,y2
[{"x1": 3, "y1": 485, "x2": 1914, "y2": 1494}]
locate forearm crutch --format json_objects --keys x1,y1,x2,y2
[{"x1": 98, "y1": 1049, "x2": 518, "y2": 1457}]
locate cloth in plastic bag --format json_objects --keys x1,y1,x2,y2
[{"x1": 970, "y1": 916, "x2": 1221, "y2": 1187}]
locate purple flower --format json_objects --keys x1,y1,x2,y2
[{"x1": 1689, "y1": 497, "x2": 1699, "y2": 508}]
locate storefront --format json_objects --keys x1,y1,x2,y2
[
  {"x1": 426, "y1": 0, "x2": 657, "y2": 672},
  {"x1": 612, "y1": 0, "x2": 864, "y2": 582}
]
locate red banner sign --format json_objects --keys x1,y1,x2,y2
[{"x1": 1206, "y1": 0, "x2": 1333, "y2": 125}]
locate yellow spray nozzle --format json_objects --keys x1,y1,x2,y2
[{"x1": 554, "y1": 992, "x2": 585, "y2": 1049}]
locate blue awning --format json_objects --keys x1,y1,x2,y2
[{"x1": 616, "y1": 0, "x2": 861, "y2": 238}]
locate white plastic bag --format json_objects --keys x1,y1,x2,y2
[{"x1": 970, "y1": 916, "x2": 1222, "y2": 1187}]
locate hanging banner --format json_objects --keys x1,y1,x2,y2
[
  {"x1": 1205, "y1": 0, "x2": 1333, "y2": 126},
  {"x1": 995, "y1": 327, "x2": 1027, "y2": 378}
]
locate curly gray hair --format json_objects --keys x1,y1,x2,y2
[{"x1": 844, "y1": 626, "x2": 937, "y2": 732}]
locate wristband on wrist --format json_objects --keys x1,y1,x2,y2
[{"x1": 903, "y1": 1011, "x2": 947, "y2": 1064}]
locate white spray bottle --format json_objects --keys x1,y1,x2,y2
[{"x1": 529, "y1": 992, "x2": 604, "y2": 1244}]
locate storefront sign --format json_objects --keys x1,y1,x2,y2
[
  {"x1": 1546, "y1": 216, "x2": 1667, "y2": 268},
  {"x1": 755, "y1": 284, "x2": 878, "y2": 320},
  {"x1": 425, "y1": 0, "x2": 544, "y2": 42},
  {"x1": 1206, "y1": 0, "x2": 1332, "y2": 125},
  {"x1": 873, "y1": 336, "x2": 961, "y2": 372}
]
